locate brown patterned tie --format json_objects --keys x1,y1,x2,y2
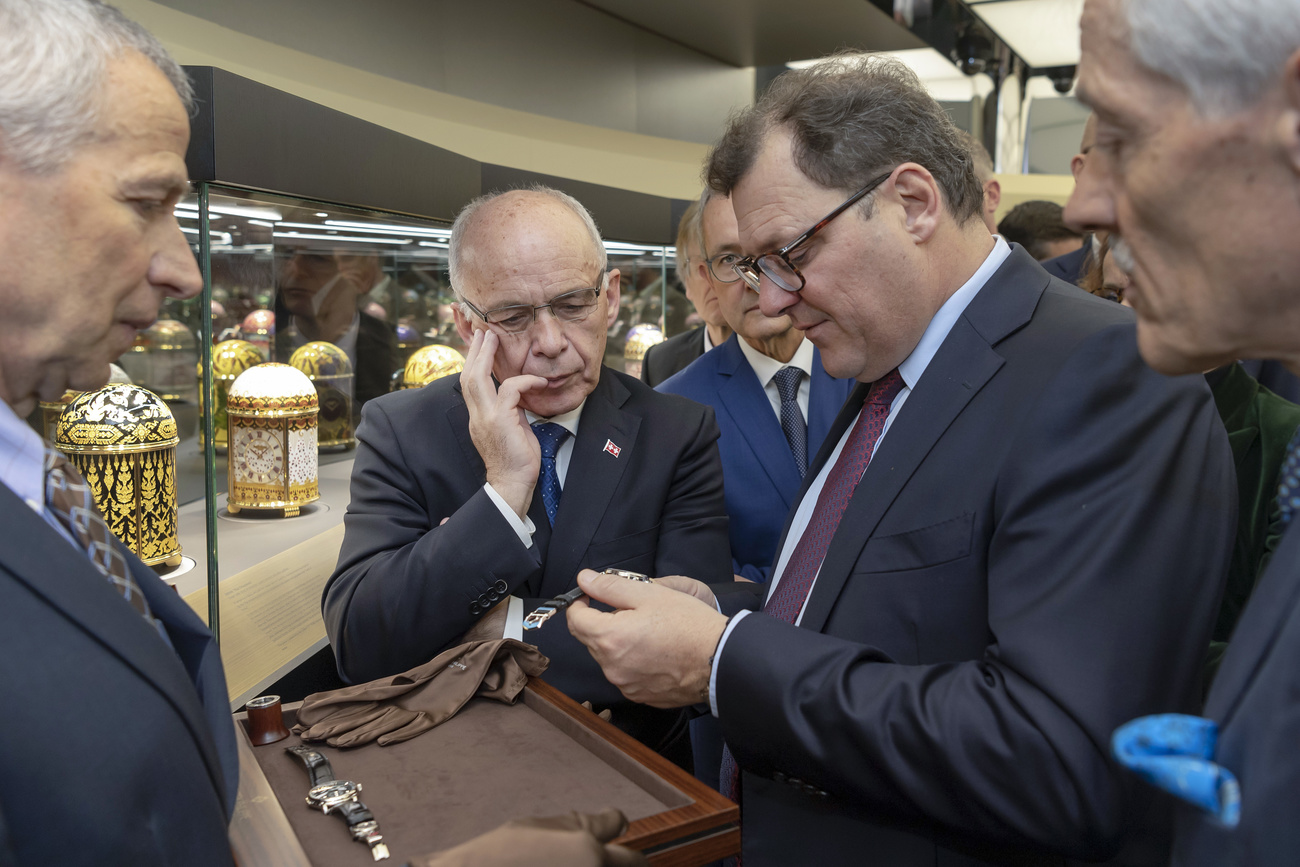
[{"x1": 43, "y1": 445, "x2": 157, "y2": 625}]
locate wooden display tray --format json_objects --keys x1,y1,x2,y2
[{"x1": 229, "y1": 678, "x2": 738, "y2": 866}]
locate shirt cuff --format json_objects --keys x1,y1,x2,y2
[
  {"x1": 504, "y1": 596, "x2": 524, "y2": 642},
  {"x1": 709, "y1": 609, "x2": 751, "y2": 718},
  {"x1": 483, "y1": 482, "x2": 535, "y2": 549}
]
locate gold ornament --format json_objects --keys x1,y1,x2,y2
[
  {"x1": 54, "y1": 385, "x2": 182, "y2": 568},
  {"x1": 622, "y1": 324, "x2": 664, "y2": 380},
  {"x1": 402, "y1": 344, "x2": 465, "y2": 389},
  {"x1": 199, "y1": 339, "x2": 265, "y2": 450},
  {"x1": 289, "y1": 341, "x2": 355, "y2": 449},
  {"x1": 226, "y1": 363, "x2": 319, "y2": 517}
]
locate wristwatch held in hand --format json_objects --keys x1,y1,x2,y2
[
  {"x1": 286, "y1": 744, "x2": 390, "y2": 860},
  {"x1": 523, "y1": 568, "x2": 652, "y2": 630}
]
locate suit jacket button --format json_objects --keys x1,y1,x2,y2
[
  {"x1": 487, "y1": 591, "x2": 500, "y2": 603},
  {"x1": 494, "y1": 579, "x2": 508, "y2": 594},
  {"x1": 469, "y1": 602, "x2": 482, "y2": 616},
  {"x1": 478, "y1": 593, "x2": 490, "y2": 606}
]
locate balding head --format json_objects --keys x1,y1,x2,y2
[{"x1": 450, "y1": 188, "x2": 620, "y2": 417}]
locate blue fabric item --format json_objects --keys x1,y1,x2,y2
[
  {"x1": 531, "y1": 421, "x2": 571, "y2": 526},
  {"x1": 1112, "y1": 714, "x2": 1241, "y2": 827},
  {"x1": 1276, "y1": 426, "x2": 1300, "y2": 525}
]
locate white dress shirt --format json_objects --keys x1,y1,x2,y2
[
  {"x1": 709, "y1": 236, "x2": 1011, "y2": 714},
  {"x1": 736, "y1": 335, "x2": 815, "y2": 423}
]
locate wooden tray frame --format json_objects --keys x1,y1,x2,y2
[{"x1": 228, "y1": 678, "x2": 738, "y2": 866}]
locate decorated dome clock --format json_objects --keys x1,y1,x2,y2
[
  {"x1": 401, "y1": 344, "x2": 466, "y2": 389},
  {"x1": 226, "y1": 363, "x2": 319, "y2": 517},
  {"x1": 54, "y1": 384, "x2": 183, "y2": 569},
  {"x1": 199, "y1": 339, "x2": 265, "y2": 451},
  {"x1": 288, "y1": 341, "x2": 355, "y2": 449}
]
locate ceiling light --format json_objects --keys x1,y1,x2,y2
[
  {"x1": 965, "y1": 0, "x2": 1083, "y2": 69},
  {"x1": 273, "y1": 231, "x2": 413, "y2": 245}
]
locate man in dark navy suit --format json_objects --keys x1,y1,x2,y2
[
  {"x1": 324, "y1": 187, "x2": 731, "y2": 750},
  {"x1": 0, "y1": 2, "x2": 238, "y2": 863},
  {"x1": 1067, "y1": 0, "x2": 1300, "y2": 864},
  {"x1": 570, "y1": 54, "x2": 1234, "y2": 865}
]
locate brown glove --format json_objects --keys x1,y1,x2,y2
[
  {"x1": 406, "y1": 808, "x2": 648, "y2": 867},
  {"x1": 294, "y1": 639, "x2": 549, "y2": 747}
]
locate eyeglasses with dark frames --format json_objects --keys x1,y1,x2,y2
[
  {"x1": 461, "y1": 278, "x2": 605, "y2": 334},
  {"x1": 731, "y1": 169, "x2": 894, "y2": 293}
]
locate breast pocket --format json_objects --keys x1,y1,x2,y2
[
  {"x1": 859, "y1": 512, "x2": 975, "y2": 573},
  {"x1": 584, "y1": 524, "x2": 660, "y2": 573}
]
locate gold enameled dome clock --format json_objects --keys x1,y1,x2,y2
[
  {"x1": 401, "y1": 344, "x2": 465, "y2": 389},
  {"x1": 289, "y1": 341, "x2": 355, "y2": 449},
  {"x1": 226, "y1": 363, "x2": 319, "y2": 517},
  {"x1": 54, "y1": 384, "x2": 182, "y2": 568},
  {"x1": 199, "y1": 339, "x2": 265, "y2": 450}
]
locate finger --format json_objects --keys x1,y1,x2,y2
[
  {"x1": 493, "y1": 373, "x2": 550, "y2": 409},
  {"x1": 604, "y1": 843, "x2": 652, "y2": 867}
]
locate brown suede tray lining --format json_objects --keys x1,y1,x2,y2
[{"x1": 240, "y1": 691, "x2": 689, "y2": 866}]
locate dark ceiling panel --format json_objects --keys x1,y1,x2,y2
[{"x1": 577, "y1": 0, "x2": 925, "y2": 67}]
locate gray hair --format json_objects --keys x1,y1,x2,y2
[
  {"x1": 0, "y1": 0, "x2": 194, "y2": 174},
  {"x1": 706, "y1": 53, "x2": 984, "y2": 226},
  {"x1": 447, "y1": 185, "x2": 608, "y2": 305},
  {"x1": 1125, "y1": 0, "x2": 1300, "y2": 116}
]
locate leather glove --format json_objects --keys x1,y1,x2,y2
[
  {"x1": 295, "y1": 639, "x2": 549, "y2": 747},
  {"x1": 406, "y1": 808, "x2": 648, "y2": 867}
]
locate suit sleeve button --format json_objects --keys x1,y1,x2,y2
[
  {"x1": 469, "y1": 602, "x2": 483, "y2": 616},
  {"x1": 494, "y1": 579, "x2": 509, "y2": 594}
]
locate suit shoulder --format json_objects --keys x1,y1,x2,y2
[{"x1": 656, "y1": 348, "x2": 724, "y2": 398}]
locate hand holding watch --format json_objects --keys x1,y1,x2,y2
[
  {"x1": 286, "y1": 744, "x2": 390, "y2": 861},
  {"x1": 523, "y1": 568, "x2": 651, "y2": 630}
]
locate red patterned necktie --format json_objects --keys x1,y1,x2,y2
[
  {"x1": 720, "y1": 369, "x2": 905, "y2": 805},
  {"x1": 43, "y1": 445, "x2": 157, "y2": 625}
]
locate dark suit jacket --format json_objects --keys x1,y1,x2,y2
[
  {"x1": 0, "y1": 485, "x2": 238, "y2": 866},
  {"x1": 658, "y1": 334, "x2": 853, "y2": 582},
  {"x1": 712, "y1": 248, "x2": 1235, "y2": 866},
  {"x1": 1040, "y1": 240, "x2": 1092, "y2": 286},
  {"x1": 640, "y1": 325, "x2": 707, "y2": 387},
  {"x1": 1174, "y1": 521, "x2": 1300, "y2": 866},
  {"x1": 324, "y1": 366, "x2": 732, "y2": 704}
]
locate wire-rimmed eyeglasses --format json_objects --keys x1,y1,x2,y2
[{"x1": 461, "y1": 280, "x2": 604, "y2": 334}]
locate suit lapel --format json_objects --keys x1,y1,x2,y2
[
  {"x1": 542, "y1": 370, "x2": 639, "y2": 595},
  {"x1": 796, "y1": 250, "x2": 1044, "y2": 632},
  {"x1": 0, "y1": 484, "x2": 226, "y2": 798},
  {"x1": 716, "y1": 338, "x2": 802, "y2": 507}
]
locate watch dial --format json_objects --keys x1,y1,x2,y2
[{"x1": 232, "y1": 427, "x2": 284, "y2": 485}]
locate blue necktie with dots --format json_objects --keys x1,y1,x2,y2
[
  {"x1": 1277, "y1": 426, "x2": 1300, "y2": 525},
  {"x1": 532, "y1": 422, "x2": 571, "y2": 526},
  {"x1": 772, "y1": 367, "x2": 808, "y2": 477}
]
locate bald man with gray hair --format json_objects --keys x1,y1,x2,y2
[{"x1": 325, "y1": 186, "x2": 731, "y2": 754}]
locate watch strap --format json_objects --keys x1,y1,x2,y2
[
  {"x1": 332, "y1": 800, "x2": 390, "y2": 861},
  {"x1": 285, "y1": 744, "x2": 336, "y2": 788}
]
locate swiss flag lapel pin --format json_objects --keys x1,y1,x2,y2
[{"x1": 603, "y1": 439, "x2": 621, "y2": 458}]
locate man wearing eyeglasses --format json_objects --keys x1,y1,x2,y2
[
  {"x1": 323, "y1": 187, "x2": 731, "y2": 751},
  {"x1": 568, "y1": 56, "x2": 1234, "y2": 864}
]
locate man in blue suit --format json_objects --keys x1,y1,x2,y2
[
  {"x1": 658, "y1": 191, "x2": 853, "y2": 583},
  {"x1": 657, "y1": 191, "x2": 852, "y2": 790},
  {"x1": 1067, "y1": 0, "x2": 1300, "y2": 863}
]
